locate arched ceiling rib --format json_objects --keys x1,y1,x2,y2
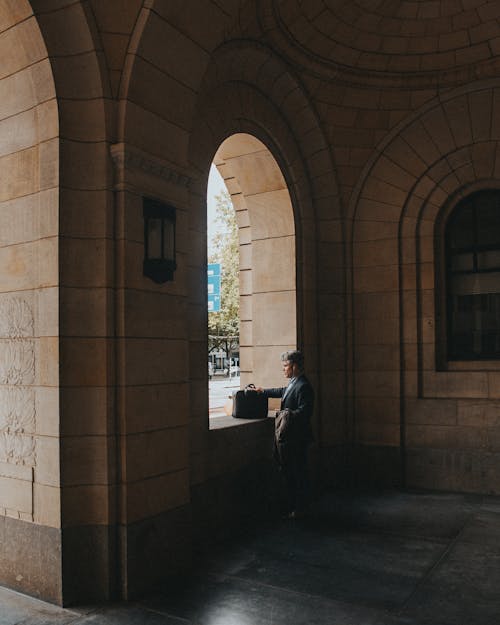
[{"x1": 263, "y1": 0, "x2": 500, "y2": 86}]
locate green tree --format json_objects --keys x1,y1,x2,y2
[{"x1": 208, "y1": 190, "x2": 239, "y2": 362}]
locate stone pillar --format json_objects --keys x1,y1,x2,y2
[{"x1": 110, "y1": 143, "x2": 193, "y2": 599}]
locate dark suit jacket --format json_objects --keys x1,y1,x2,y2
[{"x1": 264, "y1": 375, "x2": 314, "y2": 445}]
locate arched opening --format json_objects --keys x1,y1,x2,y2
[
  {"x1": 207, "y1": 165, "x2": 240, "y2": 414},
  {"x1": 443, "y1": 190, "x2": 500, "y2": 361},
  {"x1": 208, "y1": 133, "x2": 297, "y2": 420}
]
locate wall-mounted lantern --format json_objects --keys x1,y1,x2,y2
[{"x1": 143, "y1": 197, "x2": 177, "y2": 283}]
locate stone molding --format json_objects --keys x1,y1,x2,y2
[{"x1": 110, "y1": 143, "x2": 193, "y2": 189}]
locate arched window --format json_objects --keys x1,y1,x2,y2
[
  {"x1": 445, "y1": 190, "x2": 500, "y2": 360},
  {"x1": 206, "y1": 133, "x2": 297, "y2": 420}
]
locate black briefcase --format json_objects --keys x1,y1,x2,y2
[{"x1": 232, "y1": 384, "x2": 268, "y2": 419}]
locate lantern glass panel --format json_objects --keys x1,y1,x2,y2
[
  {"x1": 148, "y1": 218, "x2": 162, "y2": 259},
  {"x1": 163, "y1": 219, "x2": 175, "y2": 260}
]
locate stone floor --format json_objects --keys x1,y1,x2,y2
[{"x1": 2, "y1": 489, "x2": 500, "y2": 624}]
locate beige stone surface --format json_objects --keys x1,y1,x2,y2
[
  {"x1": 245, "y1": 189, "x2": 295, "y2": 240},
  {"x1": 59, "y1": 287, "x2": 110, "y2": 337},
  {"x1": 33, "y1": 482, "x2": 60, "y2": 527},
  {"x1": 60, "y1": 338, "x2": 108, "y2": 386},
  {"x1": 355, "y1": 370, "x2": 400, "y2": 398},
  {"x1": 59, "y1": 238, "x2": 110, "y2": 288},
  {"x1": 60, "y1": 140, "x2": 107, "y2": 191},
  {"x1": 354, "y1": 266, "x2": 399, "y2": 293},
  {"x1": 0, "y1": 109, "x2": 41, "y2": 159},
  {"x1": 252, "y1": 291, "x2": 296, "y2": 346},
  {"x1": 354, "y1": 238, "x2": 398, "y2": 268},
  {"x1": 355, "y1": 397, "x2": 401, "y2": 424},
  {"x1": 138, "y1": 10, "x2": 208, "y2": 92},
  {"x1": 239, "y1": 320, "x2": 252, "y2": 347},
  {"x1": 37, "y1": 336, "x2": 59, "y2": 387},
  {"x1": 35, "y1": 387, "x2": 59, "y2": 437},
  {"x1": 59, "y1": 188, "x2": 110, "y2": 238},
  {"x1": 38, "y1": 238, "x2": 59, "y2": 288},
  {"x1": 0, "y1": 191, "x2": 54, "y2": 247},
  {"x1": 238, "y1": 243, "x2": 251, "y2": 271},
  {"x1": 124, "y1": 426, "x2": 189, "y2": 482},
  {"x1": 123, "y1": 383, "x2": 189, "y2": 433},
  {"x1": 407, "y1": 424, "x2": 488, "y2": 450},
  {"x1": 355, "y1": 318, "x2": 399, "y2": 345},
  {"x1": 252, "y1": 236, "x2": 295, "y2": 293},
  {"x1": 250, "y1": 346, "x2": 295, "y2": 389},
  {"x1": 126, "y1": 468, "x2": 190, "y2": 522},
  {"x1": 0, "y1": 0, "x2": 32, "y2": 32},
  {"x1": 60, "y1": 387, "x2": 112, "y2": 437},
  {"x1": 423, "y1": 371, "x2": 489, "y2": 399},
  {"x1": 36, "y1": 2, "x2": 95, "y2": 56},
  {"x1": 0, "y1": 148, "x2": 38, "y2": 203},
  {"x1": 61, "y1": 435, "x2": 109, "y2": 486},
  {"x1": 4, "y1": 0, "x2": 500, "y2": 604},
  {"x1": 122, "y1": 338, "x2": 188, "y2": 386},
  {"x1": 127, "y1": 56, "x2": 196, "y2": 131},
  {"x1": 122, "y1": 290, "x2": 187, "y2": 339},
  {"x1": 49, "y1": 52, "x2": 103, "y2": 100},
  {"x1": 457, "y1": 401, "x2": 500, "y2": 427},
  {"x1": 239, "y1": 268, "x2": 252, "y2": 296},
  {"x1": 59, "y1": 98, "x2": 107, "y2": 142},
  {"x1": 0, "y1": 475, "x2": 32, "y2": 514},
  {"x1": 215, "y1": 134, "x2": 265, "y2": 161},
  {"x1": 61, "y1": 483, "x2": 110, "y2": 526},
  {"x1": 0, "y1": 462, "x2": 32, "y2": 481},
  {"x1": 34, "y1": 435, "x2": 60, "y2": 487},
  {"x1": 357, "y1": 421, "x2": 400, "y2": 446},
  {"x1": 355, "y1": 344, "x2": 400, "y2": 371},
  {"x1": 121, "y1": 101, "x2": 190, "y2": 170},
  {"x1": 488, "y1": 373, "x2": 500, "y2": 399},
  {"x1": 353, "y1": 292, "x2": 399, "y2": 319},
  {"x1": 36, "y1": 287, "x2": 58, "y2": 337}
]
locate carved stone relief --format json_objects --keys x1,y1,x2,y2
[
  {"x1": 0, "y1": 296, "x2": 36, "y2": 470},
  {"x1": 0, "y1": 297, "x2": 34, "y2": 338},
  {"x1": 0, "y1": 340, "x2": 35, "y2": 386}
]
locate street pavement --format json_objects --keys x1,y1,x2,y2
[{"x1": 209, "y1": 375, "x2": 240, "y2": 417}]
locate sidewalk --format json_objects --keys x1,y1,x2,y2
[
  {"x1": 209, "y1": 375, "x2": 240, "y2": 417},
  {"x1": 2, "y1": 488, "x2": 500, "y2": 624}
]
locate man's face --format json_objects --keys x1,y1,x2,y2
[{"x1": 282, "y1": 359, "x2": 294, "y2": 378}]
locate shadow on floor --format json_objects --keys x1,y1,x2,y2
[{"x1": 3, "y1": 489, "x2": 500, "y2": 624}]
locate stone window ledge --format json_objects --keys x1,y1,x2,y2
[{"x1": 209, "y1": 412, "x2": 275, "y2": 430}]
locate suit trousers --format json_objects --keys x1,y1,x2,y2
[{"x1": 280, "y1": 442, "x2": 310, "y2": 514}]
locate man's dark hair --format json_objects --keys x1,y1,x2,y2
[{"x1": 280, "y1": 349, "x2": 304, "y2": 370}]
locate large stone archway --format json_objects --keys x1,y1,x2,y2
[
  {"x1": 111, "y1": 10, "x2": 342, "y2": 594},
  {"x1": 0, "y1": 0, "x2": 115, "y2": 605},
  {"x1": 350, "y1": 79, "x2": 500, "y2": 490},
  {"x1": 0, "y1": 0, "x2": 60, "y2": 602},
  {"x1": 213, "y1": 133, "x2": 297, "y2": 387}
]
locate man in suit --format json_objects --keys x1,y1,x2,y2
[{"x1": 258, "y1": 350, "x2": 314, "y2": 519}]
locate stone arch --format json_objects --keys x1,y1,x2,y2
[
  {"x1": 212, "y1": 133, "x2": 297, "y2": 387},
  {"x1": 188, "y1": 39, "x2": 345, "y2": 454},
  {"x1": 350, "y1": 79, "x2": 500, "y2": 488},
  {"x1": 0, "y1": 0, "x2": 61, "y2": 601},
  {"x1": 109, "y1": 14, "x2": 342, "y2": 596},
  {"x1": 0, "y1": 0, "x2": 113, "y2": 604}
]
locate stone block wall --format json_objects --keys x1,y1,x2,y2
[
  {"x1": 0, "y1": 3, "x2": 61, "y2": 602},
  {"x1": 3, "y1": 0, "x2": 500, "y2": 608}
]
